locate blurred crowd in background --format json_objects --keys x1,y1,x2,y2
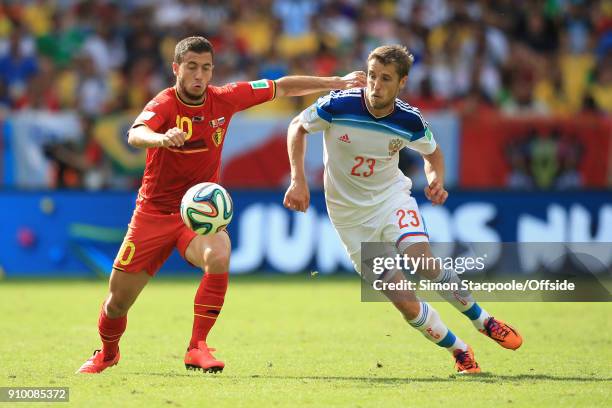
[{"x1": 0, "y1": 0, "x2": 610, "y2": 189}]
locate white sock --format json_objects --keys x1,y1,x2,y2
[
  {"x1": 432, "y1": 269, "x2": 490, "y2": 331},
  {"x1": 407, "y1": 301, "x2": 468, "y2": 353},
  {"x1": 464, "y1": 303, "x2": 491, "y2": 331}
]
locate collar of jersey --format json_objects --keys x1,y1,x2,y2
[
  {"x1": 360, "y1": 88, "x2": 395, "y2": 121},
  {"x1": 174, "y1": 87, "x2": 206, "y2": 107}
]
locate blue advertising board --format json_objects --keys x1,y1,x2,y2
[{"x1": 0, "y1": 190, "x2": 610, "y2": 277}]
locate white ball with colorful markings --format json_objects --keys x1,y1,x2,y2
[{"x1": 180, "y1": 182, "x2": 233, "y2": 235}]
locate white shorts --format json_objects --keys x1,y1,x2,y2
[{"x1": 331, "y1": 193, "x2": 429, "y2": 274}]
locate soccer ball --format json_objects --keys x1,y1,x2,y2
[{"x1": 180, "y1": 182, "x2": 233, "y2": 235}]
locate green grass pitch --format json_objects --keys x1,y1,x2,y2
[{"x1": 1, "y1": 276, "x2": 610, "y2": 407}]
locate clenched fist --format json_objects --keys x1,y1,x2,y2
[
  {"x1": 159, "y1": 127, "x2": 187, "y2": 147},
  {"x1": 283, "y1": 180, "x2": 310, "y2": 212},
  {"x1": 424, "y1": 180, "x2": 448, "y2": 206}
]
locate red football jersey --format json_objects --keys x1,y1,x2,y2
[{"x1": 131, "y1": 80, "x2": 276, "y2": 213}]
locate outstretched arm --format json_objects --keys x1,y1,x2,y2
[
  {"x1": 283, "y1": 115, "x2": 311, "y2": 212},
  {"x1": 275, "y1": 71, "x2": 366, "y2": 98},
  {"x1": 128, "y1": 124, "x2": 187, "y2": 149},
  {"x1": 422, "y1": 146, "x2": 448, "y2": 206}
]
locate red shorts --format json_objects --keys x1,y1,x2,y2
[{"x1": 113, "y1": 208, "x2": 197, "y2": 276}]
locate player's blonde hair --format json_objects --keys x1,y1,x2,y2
[
  {"x1": 367, "y1": 45, "x2": 414, "y2": 78},
  {"x1": 174, "y1": 36, "x2": 214, "y2": 64}
]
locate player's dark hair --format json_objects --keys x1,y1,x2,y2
[
  {"x1": 174, "y1": 36, "x2": 214, "y2": 64},
  {"x1": 367, "y1": 45, "x2": 414, "y2": 78}
]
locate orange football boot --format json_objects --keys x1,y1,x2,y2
[
  {"x1": 76, "y1": 349, "x2": 120, "y2": 374},
  {"x1": 481, "y1": 317, "x2": 523, "y2": 350},
  {"x1": 453, "y1": 346, "x2": 481, "y2": 374},
  {"x1": 184, "y1": 341, "x2": 224, "y2": 373}
]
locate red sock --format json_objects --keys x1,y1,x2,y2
[
  {"x1": 189, "y1": 272, "x2": 229, "y2": 349},
  {"x1": 98, "y1": 306, "x2": 127, "y2": 361}
]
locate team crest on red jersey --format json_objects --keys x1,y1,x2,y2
[{"x1": 212, "y1": 128, "x2": 225, "y2": 146}]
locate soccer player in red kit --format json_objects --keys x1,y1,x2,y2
[{"x1": 77, "y1": 36, "x2": 366, "y2": 374}]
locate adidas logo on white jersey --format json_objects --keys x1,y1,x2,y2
[{"x1": 338, "y1": 134, "x2": 351, "y2": 143}]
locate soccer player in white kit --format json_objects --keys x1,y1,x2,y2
[{"x1": 284, "y1": 45, "x2": 522, "y2": 373}]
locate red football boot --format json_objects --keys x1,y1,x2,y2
[
  {"x1": 184, "y1": 341, "x2": 224, "y2": 373},
  {"x1": 76, "y1": 349, "x2": 120, "y2": 374}
]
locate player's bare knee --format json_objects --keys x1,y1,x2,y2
[
  {"x1": 105, "y1": 295, "x2": 132, "y2": 318},
  {"x1": 202, "y1": 244, "x2": 230, "y2": 273},
  {"x1": 420, "y1": 266, "x2": 441, "y2": 280}
]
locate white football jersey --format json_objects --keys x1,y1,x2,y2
[{"x1": 299, "y1": 88, "x2": 437, "y2": 227}]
